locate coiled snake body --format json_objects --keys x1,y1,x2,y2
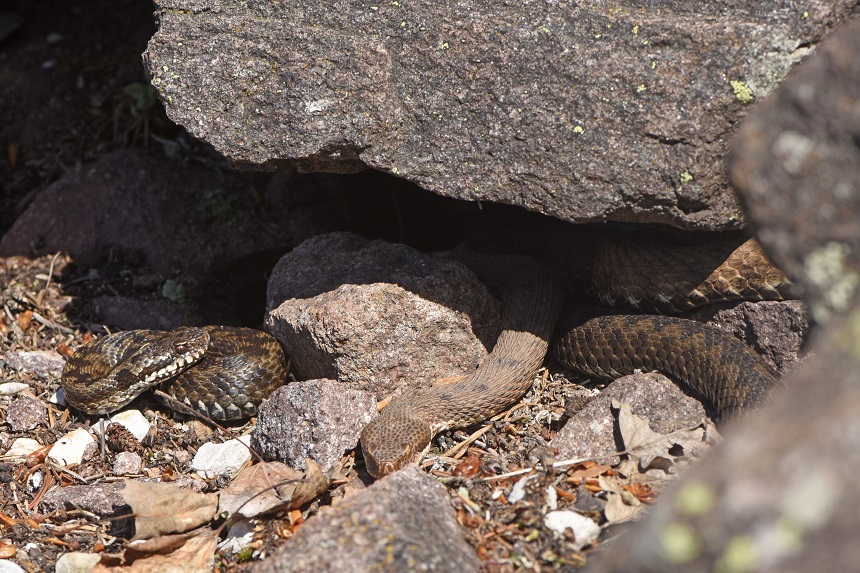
[
  {"x1": 360, "y1": 236, "x2": 792, "y2": 478},
  {"x1": 61, "y1": 325, "x2": 287, "y2": 420},
  {"x1": 60, "y1": 235, "x2": 793, "y2": 477}
]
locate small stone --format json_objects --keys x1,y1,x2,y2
[
  {"x1": 91, "y1": 410, "x2": 151, "y2": 442},
  {"x1": 27, "y1": 470, "x2": 44, "y2": 492},
  {"x1": 0, "y1": 560, "x2": 26, "y2": 573},
  {"x1": 4, "y1": 438, "x2": 41, "y2": 458},
  {"x1": 2, "y1": 350, "x2": 65, "y2": 377},
  {"x1": 40, "y1": 481, "x2": 129, "y2": 516},
  {"x1": 7, "y1": 397, "x2": 48, "y2": 431},
  {"x1": 55, "y1": 552, "x2": 102, "y2": 573},
  {"x1": 219, "y1": 518, "x2": 257, "y2": 555},
  {"x1": 48, "y1": 428, "x2": 96, "y2": 467},
  {"x1": 50, "y1": 388, "x2": 67, "y2": 407},
  {"x1": 190, "y1": 436, "x2": 252, "y2": 479},
  {"x1": 252, "y1": 379, "x2": 377, "y2": 472},
  {"x1": 113, "y1": 452, "x2": 142, "y2": 476},
  {"x1": 265, "y1": 233, "x2": 500, "y2": 399},
  {"x1": 0, "y1": 382, "x2": 29, "y2": 396},
  {"x1": 544, "y1": 510, "x2": 601, "y2": 550}
]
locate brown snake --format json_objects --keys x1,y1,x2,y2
[
  {"x1": 360, "y1": 236, "x2": 793, "y2": 478},
  {"x1": 60, "y1": 235, "x2": 792, "y2": 477}
]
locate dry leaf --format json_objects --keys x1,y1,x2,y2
[
  {"x1": 291, "y1": 459, "x2": 329, "y2": 506},
  {"x1": 0, "y1": 541, "x2": 17, "y2": 558},
  {"x1": 614, "y1": 401, "x2": 707, "y2": 472},
  {"x1": 92, "y1": 530, "x2": 218, "y2": 573},
  {"x1": 566, "y1": 461, "x2": 612, "y2": 485},
  {"x1": 623, "y1": 482, "x2": 657, "y2": 503},
  {"x1": 603, "y1": 491, "x2": 644, "y2": 524},
  {"x1": 120, "y1": 481, "x2": 219, "y2": 541},
  {"x1": 219, "y1": 459, "x2": 329, "y2": 520}
]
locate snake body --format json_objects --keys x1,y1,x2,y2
[
  {"x1": 61, "y1": 325, "x2": 287, "y2": 420},
  {"x1": 361, "y1": 237, "x2": 792, "y2": 477},
  {"x1": 60, "y1": 235, "x2": 792, "y2": 475}
]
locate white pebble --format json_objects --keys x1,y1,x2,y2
[
  {"x1": 90, "y1": 410, "x2": 151, "y2": 441},
  {"x1": 4, "y1": 437, "x2": 41, "y2": 458},
  {"x1": 55, "y1": 552, "x2": 101, "y2": 573},
  {"x1": 48, "y1": 429, "x2": 96, "y2": 467},
  {"x1": 190, "y1": 435, "x2": 252, "y2": 479},
  {"x1": 219, "y1": 518, "x2": 257, "y2": 554},
  {"x1": 50, "y1": 388, "x2": 67, "y2": 407},
  {"x1": 28, "y1": 471, "x2": 44, "y2": 492},
  {"x1": 0, "y1": 559, "x2": 26, "y2": 573},
  {"x1": 113, "y1": 452, "x2": 142, "y2": 476},
  {"x1": 0, "y1": 382, "x2": 29, "y2": 396},
  {"x1": 544, "y1": 510, "x2": 601, "y2": 549}
]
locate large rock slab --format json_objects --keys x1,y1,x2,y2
[
  {"x1": 0, "y1": 150, "x2": 295, "y2": 280},
  {"x1": 587, "y1": 19, "x2": 860, "y2": 572},
  {"x1": 730, "y1": 16, "x2": 860, "y2": 324},
  {"x1": 253, "y1": 466, "x2": 480, "y2": 573},
  {"x1": 144, "y1": 1, "x2": 855, "y2": 230},
  {"x1": 265, "y1": 232, "x2": 500, "y2": 399}
]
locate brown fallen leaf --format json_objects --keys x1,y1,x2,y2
[
  {"x1": 218, "y1": 459, "x2": 329, "y2": 520},
  {"x1": 92, "y1": 530, "x2": 219, "y2": 573},
  {"x1": 120, "y1": 481, "x2": 219, "y2": 541},
  {"x1": 623, "y1": 482, "x2": 657, "y2": 503},
  {"x1": 0, "y1": 541, "x2": 17, "y2": 558},
  {"x1": 614, "y1": 401, "x2": 706, "y2": 472},
  {"x1": 565, "y1": 461, "x2": 612, "y2": 485}
]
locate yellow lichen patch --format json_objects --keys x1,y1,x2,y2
[{"x1": 730, "y1": 80, "x2": 755, "y2": 104}]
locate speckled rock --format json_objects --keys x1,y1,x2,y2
[
  {"x1": 6, "y1": 397, "x2": 47, "y2": 431},
  {"x1": 265, "y1": 232, "x2": 500, "y2": 399},
  {"x1": 251, "y1": 379, "x2": 377, "y2": 472},
  {"x1": 589, "y1": 19, "x2": 860, "y2": 573},
  {"x1": 145, "y1": 0, "x2": 855, "y2": 230},
  {"x1": 553, "y1": 373, "x2": 707, "y2": 466},
  {"x1": 252, "y1": 465, "x2": 480, "y2": 573},
  {"x1": 729, "y1": 17, "x2": 860, "y2": 323}
]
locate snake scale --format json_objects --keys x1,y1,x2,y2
[{"x1": 60, "y1": 235, "x2": 792, "y2": 478}]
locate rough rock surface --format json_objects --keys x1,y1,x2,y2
[
  {"x1": 587, "y1": 19, "x2": 860, "y2": 572},
  {"x1": 266, "y1": 232, "x2": 501, "y2": 399},
  {"x1": 690, "y1": 300, "x2": 809, "y2": 372},
  {"x1": 144, "y1": 0, "x2": 856, "y2": 230},
  {"x1": 0, "y1": 150, "x2": 281, "y2": 276},
  {"x1": 553, "y1": 373, "x2": 707, "y2": 466},
  {"x1": 730, "y1": 17, "x2": 860, "y2": 324},
  {"x1": 6, "y1": 397, "x2": 47, "y2": 432},
  {"x1": 252, "y1": 465, "x2": 480, "y2": 573},
  {"x1": 40, "y1": 482, "x2": 133, "y2": 537},
  {"x1": 251, "y1": 379, "x2": 377, "y2": 472}
]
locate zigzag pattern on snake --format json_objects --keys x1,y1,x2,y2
[{"x1": 61, "y1": 325, "x2": 287, "y2": 421}]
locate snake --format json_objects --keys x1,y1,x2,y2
[
  {"x1": 60, "y1": 235, "x2": 792, "y2": 475},
  {"x1": 60, "y1": 325, "x2": 287, "y2": 421},
  {"x1": 360, "y1": 236, "x2": 793, "y2": 478}
]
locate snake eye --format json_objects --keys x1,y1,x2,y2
[{"x1": 174, "y1": 342, "x2": 187, "y2": 353}]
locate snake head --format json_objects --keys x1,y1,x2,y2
[{"x1": 360, "y1": 407, "x2": 431, "y2": 479}]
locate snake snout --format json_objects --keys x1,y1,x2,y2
[{"x1": 360, "y1": 408, "x2": 432, "y2": 479}]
